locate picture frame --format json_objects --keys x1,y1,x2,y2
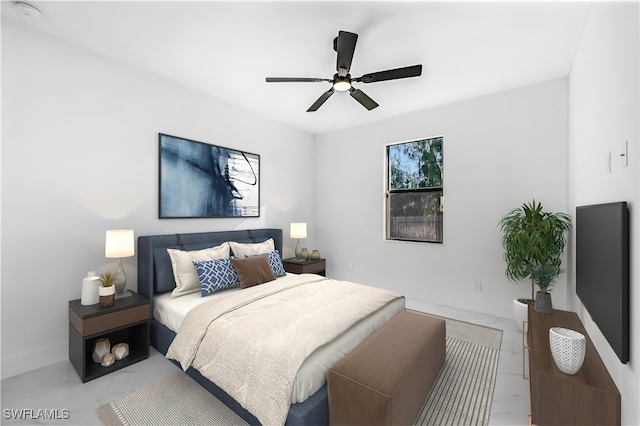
[{"x1": 159, "y1": 133, "x2": 260, "y2": 218}]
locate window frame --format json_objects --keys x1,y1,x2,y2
[{"x1": 385, "y1": 136, "x2": 444, "y2": 244}]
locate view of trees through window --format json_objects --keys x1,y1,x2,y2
[{"x1": 387, "y1": 136, "x2": 443, "y2": 243}]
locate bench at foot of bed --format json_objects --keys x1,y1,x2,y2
[{"x1": 327, "y1": 310, "x2": 446, "y2": 425}]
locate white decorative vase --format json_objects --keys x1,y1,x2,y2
[
  {"x1": 549, "y1": 327, "x2": 586, "y2": 375},
  {"x1": 81, "y1": 272, "x2": 100, "y2": 306}
]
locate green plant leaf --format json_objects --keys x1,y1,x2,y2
[{"x1": 498, "y1": 200, "x2": 572, "y2": 297}]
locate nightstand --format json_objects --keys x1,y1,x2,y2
[
  {"x1": 68, "y1": 290, "x2": 150, "y2": 382},
  {"x1": 282, "y1": 258, "x2": 326, "y2": 276}
]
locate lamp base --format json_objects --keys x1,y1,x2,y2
[
  {"x1": 295, "y1": 239, "x2": 302, "y2": 260},
  {"x1": 114, "y1": 258, "x2": 127, "y2": 295},
  {"x1": 115, "y1": 291, "x2": 132, "y2": 299},
  {"x1": 114, "y1": 282, "x2": 126, "y2": 295}
]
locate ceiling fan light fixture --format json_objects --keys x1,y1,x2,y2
[{"x1": 333, "y1": 76, "x2": 351, "y2": 92}]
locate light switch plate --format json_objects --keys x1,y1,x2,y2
[{"x1": 620, "y1": 140, "x2": 628, "y2": 168}]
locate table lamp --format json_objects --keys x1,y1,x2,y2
[
  {"x1": 105, "y1": 229, "x2": 135, "y2": 295},
  {"x1": 290, "y1": 222, "x2": 307, "y2": 261}
]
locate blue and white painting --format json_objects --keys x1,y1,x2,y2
[{"x1": 159, "y1": 134, "x2": 260, "y2": 218}]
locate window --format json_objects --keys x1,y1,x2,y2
[{"x1": 386, "y1": 136, "x2": 443, "y2": 243}]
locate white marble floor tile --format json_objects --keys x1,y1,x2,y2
[
  {"x1": 1, "y1": 349, "x2": 178, "y2": 426},
  {"x1": 2, "y1": 302, "x2": 530, "y2": 425}
]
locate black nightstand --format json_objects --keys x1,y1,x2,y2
[
  {"x1": 68, "y1": 290, "x2": 150, "y2": 382},
  {"x1": 282, "y1": 258, "x2": 326, "y2": 276}
]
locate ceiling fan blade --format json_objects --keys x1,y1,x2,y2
[
  {"x1": 349, "y1": 88, "x2": 379, "y2": 110},
  {"x1": 307, "y1": 89, "x2": 335, "y2": 112},
  {"x1": 354, "y1": 64, "x2": 423, "y2": 83},
  {"x1": 266, "y1": 77, "x2": 329, "y2": 83},
  {"x1": 335, "y1": 31, "x2": 358, "y2": 77}
]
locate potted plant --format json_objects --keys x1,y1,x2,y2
[
  {"x1": 531, "y1": 262, "x2": 560, "y2": 314},
  {"x1": 498, "y1": 200, "x2": 571, "y2": 328},
  {"x1": 98, "y1": 271, "x2": 119, "y2": 307}
]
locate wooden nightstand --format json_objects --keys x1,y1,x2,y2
[
  {"x1": 68, "y1": 290, "x2": 150, "y2": 382},
  {"x1": 282, "y1": 258, "x2": 326, "y2": 276}
]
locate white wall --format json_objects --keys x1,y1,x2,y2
[
  {"x1": 1, "y1": 20, "x2": 316, "y2": 379},
  {"x1": 568, "y1": 2, "x2": 639, "y2": 424},
  {"x1": 4, "y1": 9, "x2": 638, "y2": 421},
  {"x1": 315, "y1": 78, "x2": 570, "y2": 319}
]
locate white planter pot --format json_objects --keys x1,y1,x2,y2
[
  {"x1": 99, "y1": 285, "x2": 116, "y2": 307},
  {"x1": 98, "y1": 286, "x2": 115, "y2": 296},
  {"x1": 512, "y1": 298, "x2": 529, "y2": 331}
]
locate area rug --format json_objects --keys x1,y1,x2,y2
[
  {"x1": 97, "y1": 316, "x2": 502, "y2": 426},
  {"x1": 96, "y1": 371, "x2": 248, "y2": 426},
  {"x1": 415, "y1": 315, "x2": 503, "y2": 425}
]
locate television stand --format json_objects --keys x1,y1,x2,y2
[{"x1": 527, "y1": 305, "x2": 620, "y2": 425}]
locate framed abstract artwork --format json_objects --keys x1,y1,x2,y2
[{"x1": 159, "y1": 134, "x2": 260, "y2": 218}]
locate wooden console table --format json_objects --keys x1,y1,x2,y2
[{"x1": 527, "y1": 305, "x2": 620, "y2": 425}]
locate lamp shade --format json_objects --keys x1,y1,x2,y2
[
  {"x1": 290, "y1": 222, "x2": 307, "y2": 239},
  {"x1": 105, "y1": 229, "x2": 135, "y2": 258}
]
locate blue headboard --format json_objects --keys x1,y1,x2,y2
[{"x1": 137, "y1": 228, "x2": 283, "y2": 306}]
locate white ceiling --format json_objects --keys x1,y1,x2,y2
[{"x1": 2, "y1": 1, "x2": 593, "y2": 134}]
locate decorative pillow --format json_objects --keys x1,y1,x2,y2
[
  {"x1": 228, "y1": 238, "x2": 275, "y2": 257},
  {"x1": 193, "y1": 258, "x2": 240, "y2": 296},
  {"x1": 246, "y1": 250, "x2": 286, "y2": 277},
  {"x1": 230, "y1": 254, "x2": 276, "y2": 289},
  {"x1": 167, "y1": 242, "x2": 230, "y2": 297}
]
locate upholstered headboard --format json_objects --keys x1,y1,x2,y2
[{"x1": 137, "y1": 228, "x2": 283, "y2": 307}]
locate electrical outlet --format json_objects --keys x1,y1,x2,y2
[
  {"x1": 348, "y1": 262, "x2": 354, "y2": 271},
  {"x1": 474, "y1": 281, "x2": 482, "y2": 291}
]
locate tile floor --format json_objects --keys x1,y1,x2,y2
[{"x1": 1, "y1": 300, "x2": 530, "y2": 425}]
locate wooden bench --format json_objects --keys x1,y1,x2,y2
[{"x1": 328, "y1": 310, "x2": 446, "y2": 425}]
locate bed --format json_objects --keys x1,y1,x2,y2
[{"x1": 137, "y1": 228, "x2": 404, "y2": 425}]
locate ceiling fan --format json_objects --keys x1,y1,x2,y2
[{"x1": 266, "y1": 30, "x2": 422, "y2": 112}]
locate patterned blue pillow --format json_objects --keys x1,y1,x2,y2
[
  {"x1": 193, "y1": 258, "x2": 240, "y2": 296},
  {"x1": 245, "y1": 250, "x2": 286, "y2": 277},
  {"x1": 268, "y1": 250, "x2": 287, "y2": 277}
]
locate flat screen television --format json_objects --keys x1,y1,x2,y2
[{"x1": 576, "y1": 201, "x2": 629, "y2": 364}]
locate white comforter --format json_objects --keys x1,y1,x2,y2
[{"x1": 166, "y1": 273, "x2": 403, "y2": 426}]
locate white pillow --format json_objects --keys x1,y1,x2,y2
[
  {"x1": 228, "y1": 238, "x2": 275, "y2": 257},
  {"x1": 167, "y1": 242, "x2": 230, "y2": 297}
]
